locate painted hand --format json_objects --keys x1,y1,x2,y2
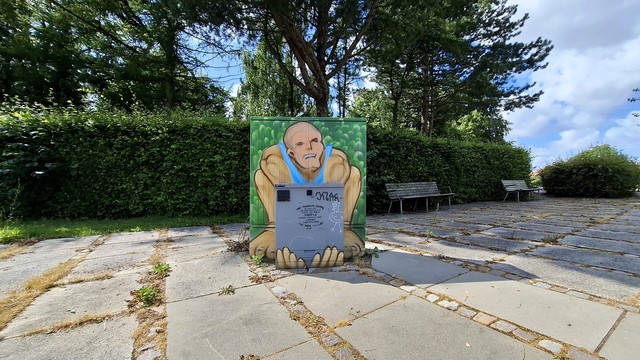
[
  {"x1": 310, "y1": 246, "x2": 344, "y2": 268},
  {"x1": 249, "y1": 229, "x2": 277, "y2": 260},
  {"x1": 343, "y1": 229, "x2": 364, "y2": 258},
  {"x1": 276, "y1": 247, "x2": 306, "y2": 269}
]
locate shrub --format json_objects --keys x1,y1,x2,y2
[
  {"x1": 367, "y1": 127, "x2": 532, "y2": 212},
  {"x1": 540, "y1": 145, "x2": 640, "y2": 198},
  {"x1": 1, "y1": 106, "x2": 533, "y2": 218},
  {"x1": 1, "y1": 107, "x2": 249, "y2": 219}
]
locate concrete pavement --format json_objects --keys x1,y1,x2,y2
[{"x1": 0, "y1": 195, "x2": 638, "y2": 359}]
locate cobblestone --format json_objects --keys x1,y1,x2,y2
[
  {"x1": 333, "y1": 347, "x2": 353, "y2": 360},
  {"x1": 512, "y1": 329, "x2": 536, "y2": 342},
  {"x1": 456, "y1": 307, "x2": 477, "y2": 318},
  {"x1": 538, "y1": 339, "x2": 563, "y2": 354},
  {"x1": 426, "y1": 294, "x2": 439, "y2": 303},
  {"x1": 567, "y1": 347, "x2": 599, "y2": 360},
  {"x1": 321, "y1": 333, "x2": 341, "y2": 347},
  {"x1": 473, "y1": 312, "x2": 497, "y2": 325},
  {"x1": 490, "y1": 320, "x2": 517, "y2": 333},
  {"x1": 437, "y1": 300, "x2": 459, "y2": 310}
]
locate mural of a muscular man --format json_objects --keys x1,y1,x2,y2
[{"x1": 250, "y1": 121, "x2": 364, "y2": 267}]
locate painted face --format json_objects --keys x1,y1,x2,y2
[{"x1": 285, "y1": 123, "x2": 324, "y2": 170}]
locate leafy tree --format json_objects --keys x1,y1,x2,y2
[
  {"x1": 0, "y1": 0, "x2": 90, "y2": 106},
  {"x1": 251, "y1": 0, "x2": 381, "y2": 116},
  {"x1": 1, "y1": 0, "x2": 230, "y2": 111},
  {"x1": 349, "y1": 88, "x2": 394, "y2": 127},
  {"x1": 365, "y1": 0, "x2": 552, "y2": 138},
  {"x1": 232, "y1": 39, "x2": 309, "y2": 120}
]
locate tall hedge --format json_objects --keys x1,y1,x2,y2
[
  {"x1": 1, "y1": 110, "x2": 532, "y2": 219},
  {"x1": 1, "y1": 109, "x2": 250, "y2": 219},
  {"x1": 366, "y1": 127, "x2": 532, "y2": 212}
]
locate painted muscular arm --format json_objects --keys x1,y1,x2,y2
[
  {"x1": 325, "y1": 149, "x2": 362, "y2": 224},
  {"x1": 254, "y1": 145, "x2": 292, "y2": 224}
]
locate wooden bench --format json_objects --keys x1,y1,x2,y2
[
  {"x1": 501, "y1": 180, "x2": 542, "y2": 202},
  {"x1": 385, "y1": 182, "x2": 455, "y2": 214}
]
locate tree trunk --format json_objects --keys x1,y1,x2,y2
[{"x1": 315, "y1": 76, "x2": 331, "y2": 116}]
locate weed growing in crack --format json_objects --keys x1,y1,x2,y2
[
  {"x1": 151, "y1": 262, "x2": 171, "y2": 277},
  {"x1": 218, "y1": 285, "x2": 235, "y2": 296},
  {"x1": 131, "y1": 286, "x2": 160, "y2": 307},
  {"x1": 251, "y1": 254, "x2": 264, "y2": 265}
]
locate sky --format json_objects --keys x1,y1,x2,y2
[
  {"x1": 504, "y1": 0, "x2": 640, "y2": 169},
  {"x1": 216, "y1": 0, "x2": 640, "y2": 169}
]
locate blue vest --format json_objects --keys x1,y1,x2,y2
[{"x1": 277, "y1": 142, "x2": 333, "y2": 184}]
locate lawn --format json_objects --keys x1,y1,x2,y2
[{"x1": 0, "y1": 214, "x2": 247, "y2": 244}]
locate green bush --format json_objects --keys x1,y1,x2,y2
[
  {"x1": 367, "y1": 127, "x2": 532, "y2": 212},
  {"x1": 540, "y1": 145, "x2": 640, "y2": 198},
  {"x1": 1, "y1": 107, "x2": 533, "y2": 219},
  {"x1": 1, "y1": 107, "x2": 249, "y2": 219}
]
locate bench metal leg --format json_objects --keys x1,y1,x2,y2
[
  {"x1": 400, "y1": 200, "x2": 404, "y2": 215},
  {"x1": 448, "y1": 196, "x2": 451, "y2": 210},
  {"x1": 387, "y1": 201, "x2": 393, "y2": 214}
]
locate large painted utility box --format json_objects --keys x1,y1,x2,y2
[{"x1": 249, "y1": 117, "x2": 366, "y2": 268}]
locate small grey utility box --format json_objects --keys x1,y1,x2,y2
[{"x1": 275, "y1": 183, "x2": 344, "y2": 265}]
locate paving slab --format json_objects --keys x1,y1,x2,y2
[
  {"x1": 430, "y1": 271, "x2": 623, "y2": 351},
  {"x1": 27, "y1": 236, "x2": 100, "y2": 252},
  {"x1": 102, "y1": 230, "x2": 160, "y2": 244},
  {"x1": 366, "y1": 231, "x2": 423, "y2": 247},
  {"x1": 371, "y1": 250, "x2": 468, "y2": 287},
  {"x1": 0, "y1": 273, "x2": 138, "y2": 338},
  {"x1": 167, "y1": 234, "x2": 228, "y2": 262},
  {"x1": 262, "y1": 339, "x2": 333, "y2": 360},
  {"x1": 599, "y1": 312, "x2": 640, "y2": 360},
  {"x1": 592, "y1": 224, "x2": 640, "y2": 234},
  {"x1": 456, "y1": 234, "x2": 538, "y2": 252},
  {"x1": 415, "y1": 239, "x2": 510, "y2": 263},
  {"x1": 490, "y1": 253, "x2": 640, "y2": 302},
  {"x1": 336, "y1": 296, "x2": 551, "y2": 360},
  {"x1": 574, "y1": 229, "x2": 640, "y2": 243},
  {"x1": 0, "y1": 237, "x2": 99, "y2": 296},
  {"x1": 438, "y1": 221, "x2": 492, "y2": 232},
  {"x1": 559, "y1": 235, "x2": 640, "y2": 256},
  {"x1": 84, "y1": 240, "x2": 156, "y2": 260},
  {"x1": 0, "y1": 315, "x2": 136, "y2": 360},
  {"x1": 167, "y1": 226, "x2": 212, "y2": 238},
  {"x1": 510, "y1": 222, "x2": 576, "y2": 234},
  {"x1": 366, "y1": 220, "x2": 413, "y2": 230},
  {"x1": 532, "y1": 218, "x2": 591, "y2": 229},
  {"x1": 272, "y1": 271, "x2": 406, "y2": 327},
  {"x1": 67, "y1": 251, "x2": 150, "y2": 277},
  {"x1": 167, "y1": 284, "x2": 312, "y2": 359},
  {"x1": 166, "y1": 251, "x2": 254, "y2": 302},
  {"x1": 530, "y1": 245, "x2": 640, "y2": 275},
  {"x1": 481, "y1": 227, "x2": 555, "y2": 241}
]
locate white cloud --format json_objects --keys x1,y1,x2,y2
[
  {"x1": 604, "y1": 112, "x2": 640, "y2": 159},
  {"x1": 229, "y1": 83, "x2": 242, "y2": 97},
  {"x1": 505, "y1": 0, "x2": 640, "y2": 168}
]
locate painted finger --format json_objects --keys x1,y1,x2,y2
[
  {"x1": 335, "y1": 251, "x2": 344, "y2": 266},
  {"x1": 310, "y1": 252, "x2": 322, "y2": 268},
  {"x1": 328, "y1": 246, "x2": 339, "y2": 266}
]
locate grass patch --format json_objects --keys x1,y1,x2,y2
[
  {"x1": 0, "y1": 244, "x2": 30, "y2": 260},
  {"x1": 0, "y1": 214, "x2": 246, "y2": 244},
  {"x1": 0, "y1": 257, "x2": 83, "y2": 331},
  {"x1": 23, "y1": 313, "x2": 115, "y2": 336},
  {"x1": 55, "y1": 273, "x2": 114, "y2": 286}
]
